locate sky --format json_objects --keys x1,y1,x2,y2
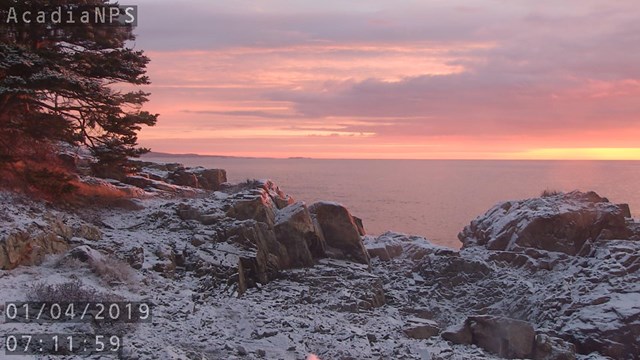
[{"x1": 131, "y1": 0, "x2": 640, "y2": 159}]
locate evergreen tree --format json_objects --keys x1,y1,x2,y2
[{"x1": 0, "y1": 0, "x2": 157, "y2": 177}]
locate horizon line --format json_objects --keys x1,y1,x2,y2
[{"x1": 142, "y1": 151, "x2": 640, "y2": 162}]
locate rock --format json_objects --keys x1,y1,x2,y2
[
  {"x1": 259, "y1": 180, "x2": 294, "y2": 209},
  {"x1": 231, "y1": 221, "x2": 287, "y2": 293},
  {"x1": 0, "y1": 230, "x2": 70, "y2": 270},
  {"x1": 236, "y1": 345, "x2": 247, "y2": 356},
  {"x1": 176, "y1": 203, "x2": 203, "y2": 222},
  {"x1": 66, "y1": 245, "x2": 105, "y2": 264},
  {"x1": 273, "y1": 202, "x2": 320, "y2": 267},
  {"x1": 308, "y1": 202, "x2": 370, "y2": 265},
  {"x1": 403, "y1": 318, "x2": 441, "y2": 339},
  {"x1": 153, "y1": 245, "x2": 177, "y2": 276},
  {"x1": 74, "y1": 224, "x2": 102, "y2": 241},
  {"x1": 123, "y1": 175, "x2": 154, "y2": 189},
  {"x1": 227, "y1": 194, "x2": 277, "y2": 228},
  {"x1": 442, "y1": 322, "x2": 472, "y2": 345},
  {"x1": 444, "y1": 316, "x2": 535, "y2": 358},
  {"x1": 618, "y1": 203, "x2": 632, "y2": 218},
  {"x1": 126, "y1": 247, "x2": 145, "y2": 270},
  {"x1": 467, "y1": 315, "x2": 535, "y2": 359},
  {"x1": 168, "y1": 169, "x2": 199, "y2": 188},
  {"x1": 196, "y1": 168, "x2": 227, "y2": 191},
  {"x1": 168, "y1": 167, "x2": 227, "y2": 190},
  {"x1": 533, "y1": 333, "x2": 576, "y2": 360},
  {"x1": 353, "y1": 216, "x2": 366, "y2": 236},
  {"x1": 459, "y1": 191, "x2": 632, "y2": 255},
  {"x1": 366, "y1": 244, "x2": 392, "y2": 261}
]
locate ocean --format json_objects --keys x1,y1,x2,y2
[{"x1": 143, "y1": 156, "x2": 640, "y2": 249}]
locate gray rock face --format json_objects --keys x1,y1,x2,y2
[
  {"x1": 308, "y1": 202, "x2": 370, "y2": 265},
  {"x1": 459, "y1": 191, "x2": 633, "y2": 255}
]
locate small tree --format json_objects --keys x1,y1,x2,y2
[{"x1": 0, "y1": 0, "x2": 157, "y2": 178}]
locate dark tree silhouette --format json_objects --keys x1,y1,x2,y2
[{"x1": 0, "y1": 0, "x2": 157, "y2": 178}]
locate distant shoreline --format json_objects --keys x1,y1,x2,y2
[{"x1": 143, "y1": 152, "x2": 640, "y2": 162}]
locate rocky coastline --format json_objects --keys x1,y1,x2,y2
[{"x1": 1, "y1": 161, "x2": 639, "y2": 360}]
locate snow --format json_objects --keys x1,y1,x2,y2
[{"x1": 2, "y1": 184, "x2": 639, "y2": 359}]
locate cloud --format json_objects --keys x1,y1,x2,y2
[{"x1": 134, "y1": 0, "x2": 640, "y2": 158}]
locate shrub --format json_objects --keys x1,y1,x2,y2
[
  {"x1": 90, "y1": 256, "x2": 135, "y2": 285},
  {"x1": 27, "y1": 279, "x2": 134, "y2": 336},
  {"x1": 28, "y1": 279, "x2": 102, "y2": 303},
  {"x1": 57, "y1": 252, "x2": 134, "y2": 286}
]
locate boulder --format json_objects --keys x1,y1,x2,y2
[
  {"x1": 152, "y1": 244, "x2": 177, "y2": 276},
  {"x1": 459, "y1": 191, "x2": 632, "y2": 255},
  {"x1": 66, "y1": 245, "x2": 105, "y2": 264},
  {"x1": 533, "y1": 333, "x2": 576, "y2": 360},
  {"x1": 442, "y1": 322, "x2": 472, "y2": 345},
  {"x1": 168, "y1": 169, "x2": 199, "y2": 188},
  {"x1": 273, "y1": 202, "x2": 321, "y2": 267},
  {"x1": 195, "y1": 168, "x2": 227, "y2": 191},
  {"x1": 308, "y1": 202, "x2": 370, "y2": 265},
  {"x1": 469, "y1": 316, "x2": 535, "y2": 358},
  {"x1": 126, "y1": 246, "x2": 145, "y2": 270},
  {"x1": 403, "y1": 318, "x2": 441, "y2": 339},
  {"x1": 366, "y1": 244, "x2": 392, "y2": 261},
  {"x1": 168, "y1": 167, "x2": 227, "y2": 190},
  {"x1": 227, "y1": 193, "x2": 277, "y2": 228}
]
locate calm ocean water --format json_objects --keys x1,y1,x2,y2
[{"x1": 143, "y1": 156, "x2": 640, "y2": 249}]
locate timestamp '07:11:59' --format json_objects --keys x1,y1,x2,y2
[{"x1": 5, "y1": 334, "x2": 122, "y2": 355}]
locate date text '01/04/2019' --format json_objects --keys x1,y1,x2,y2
[{"x1": 4, "y1": 301, "x2": 152, "y2": 323}]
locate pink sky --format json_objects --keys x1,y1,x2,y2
[{"x1": 132, "y1": 0, "x2": 640, "y2": 159}]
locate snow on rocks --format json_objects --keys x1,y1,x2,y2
[
  {"x1": 459, "y1": 190, "x2": 634, "y2": 255},
  {"x1": 2, "y1": 170, "x2": 640, "y2": 359}
]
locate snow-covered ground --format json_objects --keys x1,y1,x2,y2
[{"x1": 1, "y1": 173, "x2": 638, "y2": 360}]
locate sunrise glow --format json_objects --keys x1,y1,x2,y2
[{"x1": 132, "y1": 0, "x2": 640, "y2": 160}]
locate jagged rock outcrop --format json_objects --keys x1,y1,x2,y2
[
  {"x1": 308, "y1": 201, "x2": 370, "y2": 265},
  {"x1": 222, "y1": 184, "x2": 371, "y2": 293},
  {"x1": 459, "y1": 191, "x2": 633, "y2": 255}
]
